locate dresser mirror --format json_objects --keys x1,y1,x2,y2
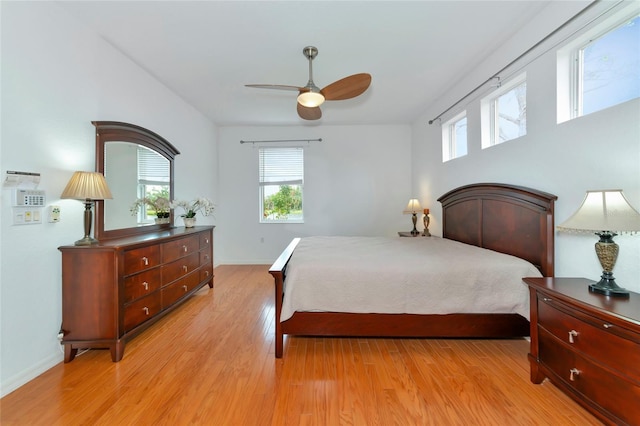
[{"x1": 94, "y1": 121, "x2": 180, "y2": 241}]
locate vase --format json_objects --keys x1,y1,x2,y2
[
  {"x1": 183, "y1": 217, "x2": 196, "y2": 228},
  {"x1": 154, "y1": 217, "x2": 170, "y2": 225}
]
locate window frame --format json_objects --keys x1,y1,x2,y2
[
  {"x1": 258, "y1": 146, "x2": 304, "y2": 224},
  {"x1": 441, "y1": 111, "x2": 467, "y2": 162},
  {"x1": 480, "y1": 72, "x2": 527, "y2": 149},
  {"x1": 557, "y1": 4, "x2": 640, "y2": 123}
]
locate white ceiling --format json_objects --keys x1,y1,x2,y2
[{"x1": 57, "y1": 1, "x2": 586, "y2": 127}]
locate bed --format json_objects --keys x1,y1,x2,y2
[{"x1": 269, "y1": 183, "x2": 557, "y2": 358}]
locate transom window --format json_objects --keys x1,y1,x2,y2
[
  {"x1": 481, "y1": 73, "x2": 527, "y2": 149},
  {"x1": 442, "y1": 111, "x2": 467, "y2": 162},
  {"x1": 259, "y1": 147, "x2": 304, "y2": 223}
]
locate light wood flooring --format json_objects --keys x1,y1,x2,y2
[{"x1": 1, "y1": 265, "x2": 600, "y2": 425}]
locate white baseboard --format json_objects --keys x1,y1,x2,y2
[{"x1": 0, "y1": 352, "x2": 63, "y2": 398}]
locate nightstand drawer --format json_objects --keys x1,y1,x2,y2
[
  {"x1": 539, "y1": 328, "x2": 640, "y2": 426},
  {"x1": 538, "y1": 295, "x2": 640, "y2": 381}
]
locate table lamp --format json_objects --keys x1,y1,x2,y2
[
  {"x1": 403, "y1": 199, "x2": 422, "y2": 236},
  {"x1": 557, "y1": 190, "x2": 640, "y2": 296},
  {"x1": 61, "y1": 171, "x2": 113, "y2": 245}
]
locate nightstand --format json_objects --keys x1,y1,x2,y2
[
  {"x1": 523, "y1": 277, "x2": 640, "y2": 426},
  {"x1": 398, "y1": 231, "x2": 421, "y2": 237}
]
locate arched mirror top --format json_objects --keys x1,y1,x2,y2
[{"x1": 94, "y1": 121, "x2": 180, "y2": 241}]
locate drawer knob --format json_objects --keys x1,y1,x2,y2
[
  {"x1": 205, "y1": 271, "x2": 210, "y2": 277},
  {"x1": 569, "y1": 368, "x2": 580, "y2": 381},
  {"x1": 143, "y1": 307, "x2": 149, "y2": 316},
  {"x1": 182, "y1": 285, "x2": 188, "y2": 292},
  {"x1": 206, "y1": 238, "x2": 210, "y2": 244},
  {"x1": 568, "y1": 330, "x2": 578, "y2": 344},
  {"x1": 142, "y1": 281, "x2": 149, "y2": 291},
  {"x1": 183, "y1": 245, "x2": 188, "y2": 252},
  {"x1": 142, "y1": 256, "x2": 149, "y2": 266},
  {"x1": 183, "y1": 265, "x2": 188, "y2": 273},
  {"x1": 603, "y1": 323, "x2": 613, "y2": 329},
  {"x1": 542, "y1": 297, "x2": 552, "y2": 302}
]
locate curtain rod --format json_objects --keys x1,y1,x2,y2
[
  {"x1": 240, "y1": 138, "x2": 322, "y2": 144},
  {"x1": 428, "y1": 0, "x2": 611, "y2": 125}
]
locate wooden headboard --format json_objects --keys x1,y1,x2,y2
[{"x1": 438, "y1": 183, "x2": 557, "y2": 276}]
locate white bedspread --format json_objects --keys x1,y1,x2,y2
[{"x1": 281, "y1": 236, "x2": 541, "y2": 322}]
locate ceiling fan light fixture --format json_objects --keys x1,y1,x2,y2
[{"x1": 297, "y1": 90, "x2": 325, "y2": 108}]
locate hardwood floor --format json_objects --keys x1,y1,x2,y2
[{"x1": 1, "y1": 265, "x2": 600, "y2": 425}]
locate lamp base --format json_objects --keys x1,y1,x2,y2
[
  {"x1": 589, "y1": 273, "x2": 629, "y2": 297},
  {"x1": 75, "y1": 236, "x2": 98, "y2": 246}
]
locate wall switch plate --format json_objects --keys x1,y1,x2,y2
[
  {"x1": 49, "y1": 205, "x2": 61, "y2": 223},
  {"x1": 12, "y1": 207, "x2": 43, "y2": 225}
]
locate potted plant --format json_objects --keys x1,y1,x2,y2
[
  {"x1": 171, "y1": 197, "x2": 215, "y2": 227},
  {"x1": 130, "y1": 196, "x2": 171, "y2": 224}
]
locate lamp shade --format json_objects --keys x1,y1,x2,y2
[
  {"x1": 403, "y1": 199, "x2": 422, "y2": 214},
  {"x1": 297, "y1": 91, "x2": 325, "y2": 108},
  {"x1": 61, "y1": 171, "x2": 113, "y2": 201},
  {"x1": 557, "y1": 190, "x2": 640, "y2": 233}
]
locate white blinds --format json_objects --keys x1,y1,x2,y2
[
  {"x1": 138, "y1": 146, "x2": 170, "y2": 184},
  {"x1": 259, "y1": 147, "x2": 303, "y2": 186}
]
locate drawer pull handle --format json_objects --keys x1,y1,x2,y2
[
  {"x1": 542, "y1": 297, "x2": 552, "y2": 302},
  {"x1": 183, "y1": 245, "x2": 188, "y2": 252},
  {"x1": 206, "y1": 238, "x2": 210, "y2": 244},
  {"x1": 142, "y1": 256, "x2": 149, "y2": 266},
  {"x1": 143, "y1": 307, "x2": 149, "y2": 316},
  {"x1": 205, "y1": 271, "x2": 210, "y2": 277},
  {"x1": 142, "y1": 281, "x2": 149, "y2": 291},
  {"x1": 204, "y1": 255, "x2": 210, "y2": 261},
  {"x1": 183, "y1": 265, "x2": 188, "y2": 272},
  {"x1": 569, "y1": 368, "x2": 580, "y2": 381},
  {"x1": 568, "y1": 330, "x2": 578, "y2": 344},
  {"x1": 603, "y1": 323, "x2": 613, "y2": 329},
  {"x1": 182, "y1": 285, "x2": 188, "y2": 292}
]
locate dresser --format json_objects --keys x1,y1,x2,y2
[
  {"x1": 524, "y1": 277, "x2": 640, "y2": 426},
  {"x1": 59, "y1": 226, "x2": 214, "y2": 362}
]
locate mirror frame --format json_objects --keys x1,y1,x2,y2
[{"x1": 93, "y1": 121, "x2": 180, "y2": 241}]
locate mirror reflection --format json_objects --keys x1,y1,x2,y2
[{"x1": 103, "y1": 142, "x2": 170, "y2": 231}]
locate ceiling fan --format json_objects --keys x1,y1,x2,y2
[{"x1": 245, "y1": 46, "x2": 372, "y2": 120}]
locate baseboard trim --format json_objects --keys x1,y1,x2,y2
[{"x1": 1, "y1": 352, "x2": 63, "y2": 398}]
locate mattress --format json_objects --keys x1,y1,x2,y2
[{"x1": 281, "y1": 236, "x2": 541, "y2": 322}]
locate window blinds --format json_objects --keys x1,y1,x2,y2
[
  {"x1": 138, "y1": 146, "x2": 170, "y2": 184},
  {"x1": 259, "y1": 147, "x2": 304, "y2": 186}
]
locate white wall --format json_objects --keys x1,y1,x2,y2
[
  {"x1": 0, "y1": 2, "x2": 218, "y2": 396},
  {"x1": 216, "y1": 125, "x2": 412, "y2": 264},
  {"x1": 411, "y1": 1, "x2": 640, "y2": 292}
]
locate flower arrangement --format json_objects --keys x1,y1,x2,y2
[
  {"x1": 171, "y1": 197, "x2": 215, "y2": 218},
  {"x1": 130, "y1": 196, "x2": 171, "y2": 218}
]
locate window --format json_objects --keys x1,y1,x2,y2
[
  {"x1": 442, "y1": 111, "x2": 467, "y2": 162},
  {"x1": 136, "y1": 146, "x2": 170, "y2": 223},
  {"x1": 558, "y1": 6, "x2": 639, "y2": 122},
  {"x1": 481, "y1": 73, "x2": 527, "y2": 149},
  {"x1": 577, "y1": 15, "x2": 639, "y2": 117},
  {"x1": 259, "y1": 147, "x2": 304, "y2": 223}
]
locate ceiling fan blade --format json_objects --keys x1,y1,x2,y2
[
  {"x1": 321, "y1": 73, "x2": 371, "y2": 101},
  {"x1": 297, "y1": 103, "x2": 322, "y2": 120},
  {"x1": 245, "y1": 84, "x2": 302, "y2": 91}
]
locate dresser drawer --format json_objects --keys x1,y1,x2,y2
[
  {"x1": 200, "y1": 263, "x2": 213, "y2": 283},
  {"x1": 200, "y1": 231, "x2": 212, "y2": 249},
  {"x1": 124, "y1": 268, "x2": 161, "y2": 304},
  {"x1": 200, "y1": 249, "x2": 212, "y2": 266},
  {"x1": 538, "y1": 295, "x2": 640, "y2": 381},
  {"x1": 161, "y1": 252, "x2": 200, "y2": 285},
  {"x1": 161, "y1": 271, "x2": 201, "y2": 308},
  {"x1": 124, "y1": 293, "x2": 161, "y2": 332},
  {"x1": 162, "y1": 235, "x2": 200, "y2": 263},
  {"x1": 539, "y1": 328, "x2": 640, "y2": 425},
  {"x1": 124, "y1": 245, "x2": 161, "y2": 275}
]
